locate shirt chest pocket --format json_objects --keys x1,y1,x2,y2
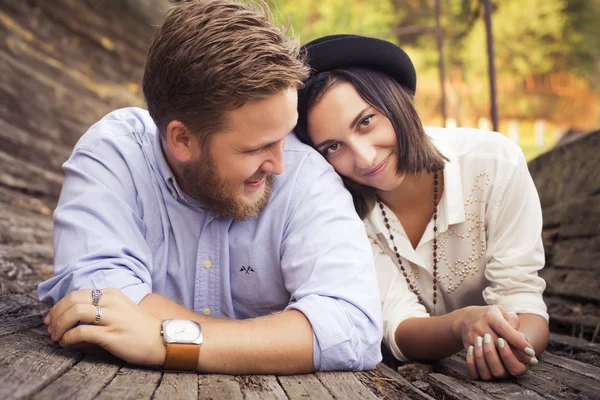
[{"x1": 229, "y1": 247, "x2": 289, "y2": 316}]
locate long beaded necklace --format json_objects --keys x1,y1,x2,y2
[{"x1": 377, "y1": 170, "x2": 439, "y2": 315}]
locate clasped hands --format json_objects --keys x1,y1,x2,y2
[
  {"x1": 43, "y1": 288, "x2": 166, "y2": 366},
  {"x1": 454, "y1": 305, "x2": 537, "y2": 380}
]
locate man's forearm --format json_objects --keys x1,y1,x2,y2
[{"x1": 139, "y1": 293, "x2": 315, "y2": 374}]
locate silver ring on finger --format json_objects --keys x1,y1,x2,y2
[
  {"x1": 92, "y1": 289, "x2": 103, "y2": 306},
  {"x1": 93, "y1": 306, "x2": 102, "y2": 325}
]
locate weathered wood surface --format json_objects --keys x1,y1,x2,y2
[
  {"x1": 1, "y1": 0, "x2": 599, "y2": 399},
  {"x1": 528, "y1": 130, "x2": 600, "y2": 341}
]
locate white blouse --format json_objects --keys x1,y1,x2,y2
[{"x1": 365, "y1": 127, "x2": 549, "y2": 361}]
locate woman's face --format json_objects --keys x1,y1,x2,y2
[{"x1": 307, "y1": 82, "x2": 404, "y2": 191}]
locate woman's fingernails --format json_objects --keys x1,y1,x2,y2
[
  {"x1": 524, "y1": 347, "x2": 536, "y2": 356},
  {"x1": 497, "y1": 338, "x2": 505, "y2": 348},
  {"x1": 468, "y1": 346, "x2": 474, "y2": 356},
  {"x1": 476, "y1": 336, "x2": 483, "y2": 347},
  {"x1": 484, "y1": 333, "x2": 492, "y2": 344},
  {"x1": 529, "y1": 357, "x2": 539, "y2": 365}
]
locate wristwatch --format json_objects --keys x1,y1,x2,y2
[{"x1": 161, "y1": 319, "x2": 203, "y2": 371}]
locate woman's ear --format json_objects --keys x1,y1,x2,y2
[{"x1": 166, "y1": 120, "x2": 196, "y2": 162}]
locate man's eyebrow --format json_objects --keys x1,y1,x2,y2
[
  {"x1": 240, "y1": 135, "x2": 286, "y2": 152},
  {"x1": 349, "y1": 106, "x2": 372, "y2": 130}
]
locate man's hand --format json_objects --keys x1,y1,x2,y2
[
  {"x1": 453, "y1": 306, "x2": 537, "y2": 380},
  {"x1": 44, "y1": 288, "x2": 166, "y2": 366}
]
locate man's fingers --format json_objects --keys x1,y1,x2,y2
[
  {"x1": 466, "y1": 346, "x2": 479, "y2": 379},
  {"x1": 51, "y1": 303, "x2": 110, "y2": 342},
  {"x1": 59, "y1": 324, "x2": 107, "y2": 348},
  {"x1": 474, "y1": 336, "x2": 492, "y2": 380},
  {"x1": 497, "y1": 338, "x2": 530, "y2": 376},
  {"x1": 482, "y1": 333, "x2": 508, "y2": 378}
]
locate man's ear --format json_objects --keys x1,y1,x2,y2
[{"x1": 166, "y1": 120, "x2": 197, "y2": 162}]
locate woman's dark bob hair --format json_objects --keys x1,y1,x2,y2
[{"x1": 295, "y1": 67, "x2": 447, "y2": 219}]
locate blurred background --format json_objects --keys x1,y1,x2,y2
[{"x1": 268, "y1": 0, "x2": 600, "y2": 160}]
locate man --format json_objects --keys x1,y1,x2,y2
[{"x1": 38, "y1": 0, "x2": 382, "y2": 374}]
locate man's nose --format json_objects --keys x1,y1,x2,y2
[{"x1": 261, "y1": 140, "x2": 286, "y2": 175}]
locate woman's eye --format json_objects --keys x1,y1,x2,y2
[
  {"x1": 324, "y1": 143, "x2": 342, "y2": 154},
  {"x1": 359, "y1": 115, "x2": 374, "y2": 128}
]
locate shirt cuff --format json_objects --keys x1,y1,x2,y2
[{"x1": 494, "y1": 294, "x2": 549, "y2": 323}]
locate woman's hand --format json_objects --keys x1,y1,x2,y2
[
  {"x1": 452, "y1": 305, "x2": 537, "y2": 380},
  {"x1": 44, "y1": 288, "x2": 166, "y2": 366}
]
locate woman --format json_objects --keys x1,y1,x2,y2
[{"x1": 295, "y1": 34, "x2": 549, "y2": 380}]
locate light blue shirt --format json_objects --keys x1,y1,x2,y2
[{"x1": 38, "y1": 107, "x2": 383, "y2": 371}]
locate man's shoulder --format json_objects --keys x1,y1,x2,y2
[
  {"x1": 73, "y1": 107, "x2": 156, "y2": 153},
  {"x1": 282, "y1": 132, "x2": 333, "y2": 176}
]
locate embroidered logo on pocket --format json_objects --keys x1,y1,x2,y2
[{"x1": 240, "y1": 265, "x2": 255, "y2": 275}]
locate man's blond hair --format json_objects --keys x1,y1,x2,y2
[{"x1": 143, "y1": 0, "x2": 309, "y2": 140}]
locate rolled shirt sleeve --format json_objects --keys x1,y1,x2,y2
[
  {"x1": 483, "y1": 148, "x2": 549, "y2": 322},
  {"x1": 38, "y1": 134, "x2": 153, "y2": 306},
  {"x1": 282, "y1": 157, "x2": 383, "y2": 371}
]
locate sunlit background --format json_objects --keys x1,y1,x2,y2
[{"x1": 267, "y1": 0, "x2": 600, "y2": 160}]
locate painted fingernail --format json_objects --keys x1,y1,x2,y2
[
  {"x1": 529, "y1": 357, "x2": 539, "y2": 365},
  {"x1": 484, "y1": 333, "x2": 492, "y2": 344},
  {"x1": 476, "y1": 336, "x2": 483, "y2": 347},
  {"x1": 468, "y1": 346, "x2": 474, "y2": 356},
  {"x1": 524, "y1": 347, "x2": 536, "y2": 356},
  {"x1": 497, "y1": 338, "x2": 505, "y2": 348}
]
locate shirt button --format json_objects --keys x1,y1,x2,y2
[
  {"x1": 203, "y1": 260, "x2": 212, "y2": 269},
  {"x1": 202, "y1": 308, "x2": 211, "y2": 316}
]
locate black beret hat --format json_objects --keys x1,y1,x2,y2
[
  {"x1": 300, "y1": 34, "x2": 416, "y2": 93},
  {"x1": 296, "y1": 35, "x2": 416, "y2": 145}
]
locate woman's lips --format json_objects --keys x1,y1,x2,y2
[{"x1": 363, "y1": 154, "x2": 391, "y2": 177}]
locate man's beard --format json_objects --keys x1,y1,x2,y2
[{"x1": 181, "y1": 155, "x2": 275, "y2": 221}]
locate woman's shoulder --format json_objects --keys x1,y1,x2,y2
[{"x1": 425, "y1": 126, "x2": 523, "y2": 167}]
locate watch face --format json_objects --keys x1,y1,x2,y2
[{"x1": 162, "y1": 319, "x2": 203, "y2": 344}]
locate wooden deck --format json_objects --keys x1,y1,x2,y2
[{"x1": 1, "y1": 181, "x2": 600, "y2": 399}]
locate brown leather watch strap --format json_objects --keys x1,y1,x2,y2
[{"x1": 163, "y1": 343, "x2": 201, "y2": 371}]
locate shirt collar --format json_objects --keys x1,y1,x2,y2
[
  {"x1": 428, "y1": 131, "x2": 465, "y2": 230},
  {"x1": 151, "y1": 129, "x2": 204, "y2": 208}
]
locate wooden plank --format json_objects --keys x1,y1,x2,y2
[
  {"x1": 356, "y1": 364, "x2": 435, "y2": 400},
  {"x1": 0, "y1": 294, "x2": 47, "y2": 337},
  {"x1": 541, "y1": 352, "x2": 600, "y2": 381},
  {"x1": 540, "y1": 268, "x2": 600, "y2": 301},
  {"x1": 427, "y1": 373, "x2": 495, "y2": 400},
  {"x1": 153, "y1": 372, "x2": 198, "y2": 400},
  {"x1": 316, "y1": 371, "x2": 378, "y2": 400},
  {"x1": 238, "y1": 375, "x2": 287, "y2": 400},
  {"x1": 528, "y1": 359, "x2": 600, "y2": 399},
  {"x1": 549, "y1": 333, "x2": 600, "y2": 355},
  {"x1": 198, "y1": 375, "x2": 243, "y2": 400},
  {"x1": 0, "y1": 327, "x2": 82, "y2": 399},
  {"x1": 32, "y1": 354, "x2": 122, "y2": 400},
  {"x1": 277, "y1": 374, "x2": 334, "y2": 399},
  {"x1": 439, "y1": 355, "x2": 550, "y2": 400},
  {"x1": 95, "y1": 365, "x2": 161, "y2": 400}
]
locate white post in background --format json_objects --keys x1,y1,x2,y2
[
  {"x1": 446, "y1": 118, "x2": 457, "y2": 129},
  {"x1": 554, "y1": 126, "x2": 564, "y2": 144},
  {"x1": 508, "y1": 119, "x2": 520, "y2": 143},
  {"x1": 534, "y1": 120, "x2": 546, "y2": 149},
  {"x1": 478, "y1": 117, "x2": 492, "y2": 131}
]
